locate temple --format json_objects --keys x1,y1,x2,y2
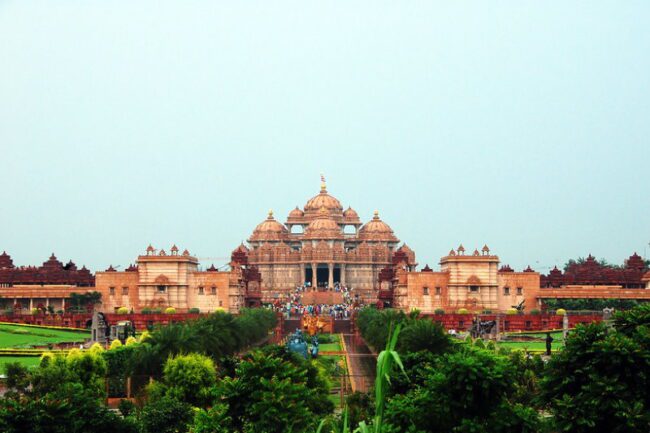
[
  {"x1": 241, "y1": 177, "x2": 415, "y2": 303},
  {"x1": 1, "y1": 178, "x2": 650, "y2": 315}
]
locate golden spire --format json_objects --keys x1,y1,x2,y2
[
  {"x1": 320, "y1": 173, "x2": 326, "y2": 192},
  {"x1": 268, "y1": 209, "x2": 274, "y2": 218}
]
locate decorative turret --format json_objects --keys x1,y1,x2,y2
[{"x1": 0, "y1": 251, "x2": 14, "y2": 269}]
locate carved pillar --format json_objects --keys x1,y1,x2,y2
[
  {"x1": 311, "y1": 263, "x2": 317, "y2": 288},
  {"x1": 29, "y1": 298, "x2": 33, "y2": 311},
  {"x1": 341, "y1": 264, "x2": 346, "y2": 286},
  {"x1": 328, "y1": 263, "x2": 334, "y2": 289},
  {"x1": 300, "y1": 263, "x2": 306, "y2": 286}
]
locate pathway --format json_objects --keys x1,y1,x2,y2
[{"x1": 343, "y1": 333, "x2": 376, "y2": 393}]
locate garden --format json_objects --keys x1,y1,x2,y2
[{"x1": 0, "y1": 304, "x2": 648, "y2": 433}]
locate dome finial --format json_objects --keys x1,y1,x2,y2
[
  {"x1": 268, "y1": 209, "x2": 274, "y2": 218},
  {"x1": 320, "y1": 173, "x2": 327, "y2": 192},
  {"x1": 373, "y1": 210, "x2": 379, "y2": 219}
]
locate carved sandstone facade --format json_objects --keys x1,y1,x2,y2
[{"x1": 240, "y1": 179, "x2": 416, "y2": 302}]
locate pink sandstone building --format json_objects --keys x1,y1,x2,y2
[{"x1": 1, "y1": 179, "x2": 649, "y2": 314}]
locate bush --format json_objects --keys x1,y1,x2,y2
[
  {"x1": 141, "y1": 307, "x2": 152, "y2": 315},
  {"x1": 434, "y1": 308, "x2": 445, "y2": 315},
  {"x1": 140, "y1": 396, "x2": 193, "y2": 433},
  {"x1": 188, "y1": 308, "x2": 200, "y2": 314},
  {"x1": 118, "y1": 398, "x2": 136, "y2": 417},
  {"x1": 125, "y1": 336, "x2": 137, "y2": 346},
  {"x1": 116, "y1": 307, "x2": 129, "y2": 314},
  {"x1": 506, "y1": 308, "x2": 517, "y2": 315},
  {"x1": 556, "y1": 308, "x2": 567, "y2": 315},
  {"x1": 530, "y1": 309, "x2": 540, "y2": 315},
  {"x1": 482, "y1": 309, "x2": 492, "y2": 314},
  {"x1": 151, "y1": 308, "x2": 162, "y2": 314},
  {"x1": 457, "y1": 308, "x2": 469, "y2": 315},
  {"x1": 109, "y1": 339, "x2": 123, "y2": 350},
  {"x1": 31, "y1": 308, "x2": 40, "y2": 315},
  {"x1": 164, "y1": 307, "x2": 176, "y2": 314}
]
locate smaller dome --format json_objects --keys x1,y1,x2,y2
[
  {"x1": 358, "y1": 211, "x2": 398, "y2": 242},
  {"x1": 249, "y1": 210, "x2": 289, "y2": 242},
  {"x1": 343, "y1": 206, "x2": 359, "y2": 220},
  {"x1": 288, "y1": 206, "x2": 304, "y2": 218}
]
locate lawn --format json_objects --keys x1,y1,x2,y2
[
  {"x1": 0, "y1": 355, "x2": 41, "y2": 371},
  {"x1": 497, "y1": 332, "x2": 565, "y2": 352},
  {"x1": 319, "y1": 341, "x2": 342, "y2": 352},
  {"x1": 0, "y1": 323, "x2": 89, "y2": 349}
]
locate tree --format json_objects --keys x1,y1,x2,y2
[
  {"x1": 162, "y1": 354, "x2": 216, "y2": 407},
  {"x1": 540, "y1": 318, "x2": 649, "y2": 433},
  {"x1": 140, "y1": 396, "x2": 194, "y2": 433},
  {"x1": 383, "y1": 347, "x2": 541, "y2": 432},
  {"x1": 217, "y1": 349, "x2": 333, "y2": 433}
]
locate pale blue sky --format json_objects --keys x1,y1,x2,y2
[{"x1": 1, "y1": 1, "x2": 649, "y2": 273}]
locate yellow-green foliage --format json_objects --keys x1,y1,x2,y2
[
  {"x1": 165, "y1": 307, "x2": 176, "y2": 314},
  {"x1": 116, "y1": 306, "x2": 129, "y2": 314},
  {"x1": 125, "y1": 336, "x2": 137, "y2": 346},
  {"x1": 474, "y1": 338, "x2": 486, "y2": 349},
  {"x1": 39, "y1": 352, "x2": 55, "y2": 366},
  {"x1": 457, "y1": 308, "x2": 469, "y2": 314},
  {"x1": 556, "y1": 308, "x2": 567, "y2": 315},
  {"x1": 109, "y1": 339, "x2": 123, "y2": 350},
  {"x1": 139, "y1": 330, "x2": 151, "y2": 342},
  {"x1": 162, "y1": 353, "x2": 216, "y2": 406},
  {"x1": 31, "y1": 308, "x2": 40, "y2": 315},
  {"x1": 506, "y1": 308, "x2": 518, "y2": 315},
  {"x1": 89, "y1": 342, "x2": 105, "y2": 353}
]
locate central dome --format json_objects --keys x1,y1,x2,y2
[{"x1": 304, "y1": 181, "x2": 343, "y2": 213}]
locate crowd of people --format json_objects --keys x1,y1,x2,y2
[{"x1": 269, "y1": 282, "x2": 362, "y2": 319}]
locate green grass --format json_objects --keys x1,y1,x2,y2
[
  {"x1": 497, "y1": 341, "x2": 563, "y2": 351},
  {"x1": 0, "y1": 323, "x2": 89, "y2": 349},
  {"x1": 319, "y1": 342, "x2": 342, "y2": 352},
  {"x1": 0, "y1": 355, "x2": 42, "y2": 371}
]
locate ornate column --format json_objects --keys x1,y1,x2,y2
[
  {"x1": 311, "y1": 263, "x2": 317, "y2": 288},
  {"x1": 328, "y1": 263, "x2": 334, "y2": 289},
  {"x1": 341, "y1": 264, "x2": 346, "y2": 286},
  {"x1": 300, "y1": 263, "x2": 306, "y2": 286}
]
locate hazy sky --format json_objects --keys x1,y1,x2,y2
[{"x1": 1, "y1": 1, "x2": 649, "y2": 274}]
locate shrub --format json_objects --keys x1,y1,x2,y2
[
  {"x1": 556, "y1": 308, "x2": 567, "y2": 315},
  {"x1": 116, "y1": 307, "x2": 129, "y2": 314},
  {"x1": 530, "y1": 309, "x2": 540, "y2": 315},
  {"x1": 89, "y1": 342, "x2": 104, "y2": 353},
  {"x1": 482, "y1": 309, "x2": 492, "y2": 314},
  {"x1": 125, "y1": 336, "x2": 137, "y2": 346},
  {"x1": 506, "y1": 308, "x2": 517, "y2": 315},
  {"x1": 109, "y1": 339, "x2": 123, "y2": 350},
  {"x1": 118, "y1": 398, "x2": 136, "y2": 417},
  {"x1": 151, "y1": 308, "x2": 162, "y2": 314},
  {"x1": 457, "y1": 308, "x2": 469, "y2": 315},
  {"x1": 141, "y1": 307, "x2": 152, "y2": 315},
  {"x1": 31, "y1": 308, "x2": 40, "y2": 315},
  {"x1": 164, "y1": 307, "x2": 176, "y2": 314},
  {"x1": 188, "y1": 308, "x2": 200, "y2": 314},
  {"x1": 434, "y1": 308, "x2": 445, "y2": 315}
]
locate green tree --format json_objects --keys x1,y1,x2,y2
[
  {"x1": 217, "y1": 349, "x2": 333, "y2": 433},
  {"x1": 191, "y1": 404, "x2": 232, "y2": 433},
  {"x1": 540, "y1": 319, "x2": 649, "y2": 433},
  {"x1": 163, "y1": 353, "x2": 216, "y2": 406},
  {"x1": 140, "y1": 396, "x2": 194, "y2": 433},
  {"x1": 384, "y1": 347, "x2": 541, "y2": 432}
]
